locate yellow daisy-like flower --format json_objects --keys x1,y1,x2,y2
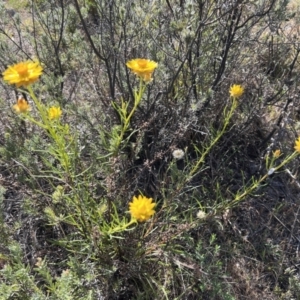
[
  {"x1": 3, "y1": 60, "x2": 43, "y2": 87},
  {"x1": 126, "y1": 58, "x2": 158, "y2": 82},
  {"x1": 13, "y1": 97, "x2": 31, "y2": 114},
  {"x1": 129, "y1": 195, "x2": 156, "y2": 222},
  {"x1": 294, "y1": 137, "x2": 300, "y2": 153},
  {"x1": 229, "y1": 84, "x2": 244, "y2": 98},
  {"x1": 273, "y1": 149, "x2": 281, "y2": 158},
  {"x1": 48, "y1": 106, "x2": 62, "y2": 120}
]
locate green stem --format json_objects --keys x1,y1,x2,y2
[
  {"x1": 27, "y1": 86, "x2": 71, "y2": 175},
  {"x1": 229, "y1": 151, "x2": 298, "y2": 207},
  {"x1": 189, "y1": 98, "x2": 237, "y2": 179},
  {"x1": 23, "y1": 114, "x2": 47, "y2": 129},
  {"x1": 27, "y1": 86, "x2": 48, "y2": 127},
  {"x1": 107, "y1": 219, "x2": 137, "y2": 236},
  {"x1": 114, "y1": 78, "x2": 146, "y2": 155},
  {"x1": 166, "y1": 98, "x2": 238, "y2": 205}
]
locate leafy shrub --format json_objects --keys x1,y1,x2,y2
[{"x1": 0, "y1": 0, "x2": 300, "y2": 299}]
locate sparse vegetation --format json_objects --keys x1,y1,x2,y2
[{"x1": 0, "y1": 0, "x2": 300, "y2": 299}]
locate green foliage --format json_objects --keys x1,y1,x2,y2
[
  {"x1": 0, "y1": 243, "x2": 96, "y2": 299},
  {"x1": 0, "y1": 0, "x2": 300, "y2": 298}
]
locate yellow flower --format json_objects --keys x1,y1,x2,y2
[
  {"x1": 126, "y1": 58, "x2": 158, "y2": 82},
  {"x1": 48, "y1": 106, "x2": 62, "y2": 120},
  {"x1": 129, "y1": 195, "x2": 156, "y2": 222},
  {"x1": 294, "y1": 137, "x2": 300, "y2": 153},
  {"x1": 13, "y1": 97, "x2": 31, "y2": 114},
  {"x1": 3, "y1": 61, "x2": 43, "y2": 87},
  {"x1": 229, "y1": 84, "x2": 244, "y2": 98},
  {"x1": 273, "y1": 149, "x2": 281, "y2": 158}
]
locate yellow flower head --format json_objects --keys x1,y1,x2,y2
[
  {"x1": 48, "y1": 106, "x2": 62, "y2": 120},
  {"x1": 3, "y1": 61, "x2": 43, "y2": 87},
  {"x1": 229, "y1": 84, "x2": 244, "y2": 98},
  {"x1": 13, "y1": 97, "x2": 31, "y2": 114},
  {"x1": 129, "y1": 195, "x2": 156, "y2": 222},
  {"x1": 273, "y1": 149, "x2": 281, "y2": 158},
  {"x1": 126, "y1": 58, "x2": 158, "y2": 82},
  {"x1": 294, "y1": 137, "x2": 300, "y2": 153}
]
